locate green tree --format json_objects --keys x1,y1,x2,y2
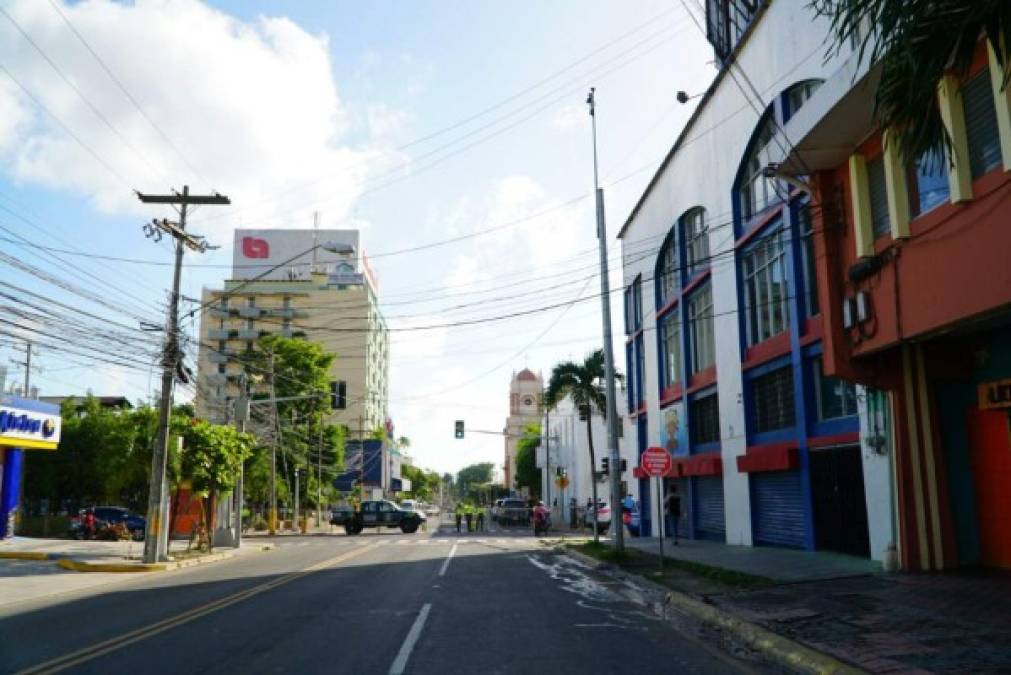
[
  {"x1": 456, "y1": 462, "x2": 494, "y2": 501},
  {"x1": 180, "y1": 420, "x2": 255, "y2": 550},
  {"x1": 246, "y1": 335, "x2": 343, "y2": 515},
  {"x1": 514, "y1": 424, "x2": 542, "y2": 500},
  {"x1": 545, "y1": 350, "x2": 608, "y2": 543},
  {"x1": 814, "y1": 0, "x2": 1011, "y2": 162}
]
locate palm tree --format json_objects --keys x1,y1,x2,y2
[
  {"x1": 814, "y1": 0, "x2": 1011, "y2": 162},
  {"x1": 545, "y1": 350, "x2": 608, "y2": 544}
]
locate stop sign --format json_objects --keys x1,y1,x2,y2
[{"x1": 641, "y1": 446, "x2": 672, "y2": 477}]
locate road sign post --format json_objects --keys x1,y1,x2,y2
[{"x1": 641, "y1": 447, "x2": 672, "y2": 574}]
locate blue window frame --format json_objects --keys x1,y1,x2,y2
[
  {"x1": 682, "y1": 207, "x2": 709, "y2": 279},
  {"x1": 687, "y1": 284, "x2": 715, "y2": 374},
  {"x1": 659, "y1": 310, "x2": 682, "y2": 391},
  {"x1": 655, "y1": 229, "x2": 678, "y2": 307},
  {"x1": 689, "y1": 389, "x2": 720, "y2": 451},
  {"x1": 634, "y1": 335, "x2": 646, "y2": 408},
  {"x1": 741, "y1": 227, "x2": 790, "y2": 346}
]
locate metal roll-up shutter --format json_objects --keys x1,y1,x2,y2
[
  {"x1": 693, "y1": 475, "x2": 725, "y2": 540},
  {"x1": 751, "y1": 470, "x2": 805, "y2": 548},
  {"x1": 639, "y1": 477, "x2": 652, "y2": 537}
]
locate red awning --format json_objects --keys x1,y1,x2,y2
[
  {"x1": 682, "y1": 453, "x2": 723, "y2": 477},
  {"x1": 736, "y1": 443, "x2": 799, "y2": 473}
]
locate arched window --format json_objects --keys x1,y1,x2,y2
[
  {"x1": 655, "y1": 228, "x2": 678, "y2": 306},
  {"x1": 682, "y1": 207, "x2": 708, "y2": 277},
  {"x1": 783, "y1": 79, "x2": 823, "y2": 122},
  {"x1": 739, "y1": 113, "x2": 778, "y2": 221}
]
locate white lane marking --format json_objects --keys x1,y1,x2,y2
[
  {"x1": 388, "y1": 603, "x2": 432, "y2": 675},
  {"x1": 396, "y1": 540, "x2": 410, "y2": 545},
  {"x1": 438, "y1": 542, "x2": 458, "y2": 577}
]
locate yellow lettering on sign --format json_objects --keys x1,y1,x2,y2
[{"x1": 979, "y1": 379, "x2": 1011, "y2": 410}]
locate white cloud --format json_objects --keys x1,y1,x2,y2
[
  {"x1": 0, "y1": 0, "x2": 405, "y2": 230},
  {"x1": 551, "y1": 103, "x2": 589, "y2": 132}
]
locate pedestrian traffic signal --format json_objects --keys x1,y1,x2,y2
[{"x1": 454, "y1": 420, "x2": 464, "y2": 439}]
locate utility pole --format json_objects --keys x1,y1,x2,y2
[
  {"x1": 268, "y1": 351, "x2": 279, "y2": 535},
  {"x1": 544, "y1": 400, "x2": 551, "y2": 511},
  {"x1": 316, "y1": 422, "x2": 324, "y2": 527},
  {"x1": 587, "y1": 89, "x2": 625, "y2": 553},
  {"x1": 9, "y1": 342, "x2": 37, "y2": 398},
  {"x1": 137, "y1": 185, "x2": 229, "y2": 564},
  {"x1": 233, "y1": 375, "x2": 249, "y2": 549}
]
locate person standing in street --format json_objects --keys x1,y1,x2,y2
[
  {"x1": 664, "y1": 484, "x2": 681, "y2": 544},
  {"x1": 464, "y1": 502, "x2": 474, "y2": 532},
  {"x1": 454, "y1": 502, "x2": 464, "y2": 533},
  {"x1": 476, "y1": 505, "x2": 485, "y2": 531}
]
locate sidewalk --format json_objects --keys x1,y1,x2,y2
[
  {"x1": 599, "y1": 537, "x2": 1011, "y2": 674},
  {"x1": 0, "y1": 537, "x2": 271, "y2": 611}
]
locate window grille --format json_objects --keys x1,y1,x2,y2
[
  {"x1": 690, "y1": 392, "x2": 721, "y2": 445},
  {"x1": 867, "y1": 155, "x2": 890, "y2": 238},
  {"x1": 751, "y1": 366, "x2": 795, "y2": 432}
]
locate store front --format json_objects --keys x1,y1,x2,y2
[
  {"x1": 0, "y1": 397, "x2": 61, "y2": 539},
  {"x1": 935, "y1": 323, "x2": 1011, "y2": 569}
]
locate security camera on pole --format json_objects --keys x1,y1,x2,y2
[{"x1": 586, "y1": 88, "x2": 624, "y2": 553}]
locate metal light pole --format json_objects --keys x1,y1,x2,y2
[{"x1": 587, "y1": 88, "x2": 624, "y2": 553}]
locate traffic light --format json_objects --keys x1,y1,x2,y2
[
  {"x1": 454, "y1": 420, "x2": 464, "y2": 439},
  {"x1": 601, "y1": 457, "x2": 610, "y2": 474},
  {"x1": 330, "y1": 381, "x2": 346, "y2": 409}
]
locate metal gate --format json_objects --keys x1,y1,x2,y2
[
  {"x1": 810, "y1": 445, "x2": 870, "y2": 557},
  {"x1": 751, "y1": 470, "x2": 806, "y2": 548},
  {"x1": 693, "y1": 475, "x2": 725, "y2": 540}
]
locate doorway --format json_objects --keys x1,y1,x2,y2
[
  {"x1": 809, "y1": 445, "x2": 870, "y2": 557},
  {"x1": 967, "y1": 409, "x2": 1011, "y2": 568}
]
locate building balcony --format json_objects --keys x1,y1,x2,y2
[
  {"x1": 205, "y1": 373, "x2": 228, "y2": 385},
  {"x1": 208, "y1": 307, "x2": 231, "y2": 319},
  {"x1": 207, "y1": 328, "x2": 236, "y2": 340},
  {"x1": 237, "y1": 306, "x2": 262, "y2": 318},
  {"x1": 207, "y1": 352, "x2": 233, "y2": 364},
  {"x1": 237, "y1": 328, "x2": 260, "y2": 340}
]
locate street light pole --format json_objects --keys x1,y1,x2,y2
[{"x1": 587, "y1": 88, "x2": 624, "y2": 553}]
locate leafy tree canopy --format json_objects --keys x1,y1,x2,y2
[{"x1": 814, "y1": 0, "x2": 1011, "y2": 162}]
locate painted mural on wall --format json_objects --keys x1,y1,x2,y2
[{"x1": 658, "y1": 402, "x2": 688, "y2": 457}]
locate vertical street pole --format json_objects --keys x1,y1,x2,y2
[
  {"x1": 233, "y1": 375, "x2": 248, "y2": 549},
  {"x1": 142, "y1": 195, "x2": 184, "y2": 564},
  {"x1": 317, "y1": 423, "x2": 324, "y2": 527},
  {"x1": 138, "y1": 186, "x2": 229, "y2": 564},
  {"x1": 657, "y1": 476, "x2": 664, "y2": 572},
  {"x1": 268, "y1": 352, "x2": 278, "y2": 535},
  {"x1": 587, "y1": 88, "x2": 625, "y2": 552},
  {"x1": 294, "y1": 469, "x2": 300, "y2": 533},
  {"x1": 544, "y1": 400, "x2": 551, "y2": 510},
  {"x1": 22, "y1": 342, "x2": 31, "y2": 397}
]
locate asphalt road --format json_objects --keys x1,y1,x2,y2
[{"x1": 0, "y1": 518, "x2": 768, "y2": 675}]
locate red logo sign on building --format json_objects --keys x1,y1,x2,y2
[
  {"x1": 641, "y1": 446, "x2": 672, "y2": 477},
  {"x1": 242, "y1": 236, "x2": 269, "y2": 258}
]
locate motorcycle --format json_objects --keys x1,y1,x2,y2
[{"x1": 533, "y1": 511, "x2": 551, "y2": 536}]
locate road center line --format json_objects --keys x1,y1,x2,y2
[
  {"x1": 17, "y1": 543, "x2": 381, "y2": 675},
  {"x1": 438, "y1": 542, "x2": 457, "y2": 577},
  {"x1": 388, "y1": 603, "x2": 431, "y2": 675}
]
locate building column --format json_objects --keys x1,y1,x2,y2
[{"x1": 0, "y1": 448, "x2": 23, "y2": 539}]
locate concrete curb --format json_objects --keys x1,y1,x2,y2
[
  {"x1": 0, "y1": 551, "x2": 52, "y2": 560},
  {"x1": 52, "y1": 543, "x2": 275, "y2": 573},
  {"x1": 557, "y1": 545, "x2": 865, "y2": 675}
]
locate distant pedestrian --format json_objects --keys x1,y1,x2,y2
[
  {"x1": 464, "y1": 503, "x2": 474, "y2": 532},
  {"x1": 454, "y1": 502, "x2": 464, "y2": 533},
  {"x1": 476, "y1": 508, "x2": 485, "y2": 531},
  {"x1": 664, "y1": 485, "x2": 681, "y2": 544}
]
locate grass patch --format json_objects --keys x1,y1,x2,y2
[{"x1": 568, "y1": 541, "x2": 773, "y2": 590}]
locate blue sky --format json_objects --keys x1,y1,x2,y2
[{"x1": 0, "y1": 0, "x2": 716, "y2": 475}]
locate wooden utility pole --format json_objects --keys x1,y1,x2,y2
[{"x1": 137, "y1": 186, "x2": 229, "y2": 564}]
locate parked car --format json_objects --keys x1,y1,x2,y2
[
  {"x1": 424, "y1": 503, "x2": 441, "y2": 517},
  {"x1": 70, "y1": 506, "x2": 146, "y2": 541},
  {"x1": 344, "y1": 500, "x2": 426, "y2": 535},
  {"x1": 399, "y1": 499, "x2": 419, "y2": 512},
  {"x1": 498, "y1": 498, "x2": 529, "y2": 526},
  {"x1": 583, "y1": 500, "x2": 611, "y2": 535}
]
